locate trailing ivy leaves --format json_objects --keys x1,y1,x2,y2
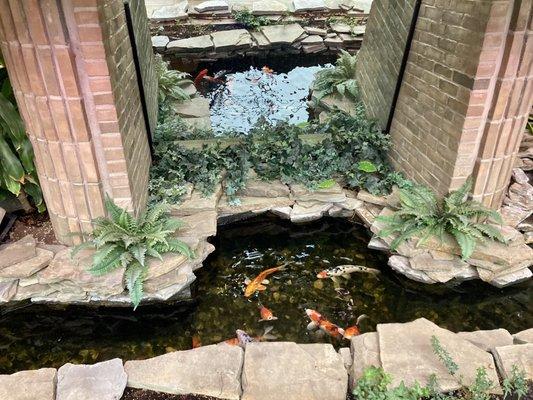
[
  {"x1": 73, "y1": 196, "x2": 193, "y2": 309},
  {"x1": 376, "y1": 178, "x2": 505, "y2": 259}
]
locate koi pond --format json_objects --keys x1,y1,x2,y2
[{"x1": 1, "y1": 216, "x2": 531, "y2": 373}]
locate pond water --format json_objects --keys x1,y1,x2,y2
[
  {"x1": 190, "y1": 55, "x2": 335, "y2": 134},
  {"x1": 1, "y1": 216, "x2": 531, "y2": 373}
]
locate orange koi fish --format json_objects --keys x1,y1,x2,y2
[
  {"x1": 343, "y1": 314, "x2": 368, "y2": 340},
  {"x1": 194, "y1": 68, "x2": 209, "y2": 88},
  {"x1": 258, "y1": 305, "x2": 278, "y2": 322},
  {"x1": 192, "y1": 334, "x2": 202, "y2": 348},
  {"x1": 305, "y1": 309, "x2": 344, "y2": 339},
  {"x1": 244, "y1": 265, "x2": 286, "y2": 297},
  {"x1": 262, "y1": 66, "x2": 274, "y2": 74}
]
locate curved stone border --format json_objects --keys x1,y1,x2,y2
[{"x1": 1, "y1": 320, "x2": 531, "y2": 400}]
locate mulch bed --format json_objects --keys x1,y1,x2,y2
[
  {"x1": 122, "y1": 388, "x2": 219, "y2": 400},
  {"x1": 4, "y1": 211, "x2": 58, "y2": 244}
]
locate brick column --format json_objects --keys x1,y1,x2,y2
[
  {"x1": 0, "y1": 0, "x2": 153, "y2": 244},
  {"x1": 358, "y1": 0, "x2": 533, "y2": 209}
]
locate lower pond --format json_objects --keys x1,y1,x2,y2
[{"x1": 1, "y1": 216, "x2": 531, "y2": 373}]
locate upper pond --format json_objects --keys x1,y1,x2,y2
[{"x1": 1, "y1": 216, "x2": 531, "y2": 373}]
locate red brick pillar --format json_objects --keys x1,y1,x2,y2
[{"x1": 0, "y1": 0, "x2": 153, "y2": 244}]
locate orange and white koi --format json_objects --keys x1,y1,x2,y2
[
  {"x1": 259, "y1": 305, "x2": 278, "y2": 322},
  {"x1": 343, "y1": 314, "x2": 368, "y2": 340},
  {"x1": 244, "y1": 265, "x2": 286, "y2": 297},
  {"x1": 305, "y1": 309, "x2": 344, "y2": 339},
  {"x1": 261, "y1": 66, "x2": 274, "y2": 74}
]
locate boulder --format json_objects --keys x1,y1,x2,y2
[
  {"x1": 457, "y1": 329, "x2": 514, "y2": 352},
  {"x1": 350, "y1": 332, "x2": 381, "y2": 388},
  {"x1": 57, "y1": 359, "x2": 127, "y2": 400},
  {"x1": 378, "y1": 318, "x2": 501, "y2": 393},
  {"x1": 513, "y1": 328, "x2": 533, "y2": 344},
  {"x1": 125, "y1": 345, "x2": 243, "y2": 399},
  {"x1": 293, "y1": 0, "x2": 327, "y2": 12},
  {"x1": 0, "y1": 368, "x2": 56, "y2": 400},
  {"x1": 167, "y1": 35, "x2": 213, "y2": 53},
  {"x1": 0, "y1": 248, "x2": 53, "y2": 279},
  {"x1": 211, "y1": 29, "x2": 253, "y2": 51},
  {"x1": 492, "y1": 344, "x2": 533, "y2": 380},
  {"x1": 0, "y1": 235, "x2": 37, "y2": 270},
  {"x1": 241, "y1": 342, "x2": 347, "y2": 400},
  {"x1": 260, "y1": 24, "x2": 306, "y2": 45},
  {"x1": 194, "y1": 0, "x2": 229, "y2": 13}
]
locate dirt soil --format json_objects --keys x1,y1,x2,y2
[
  {"x1": 122, "y1": 389, "x2": 219, "y2": 400},
  {"x1": 6, "y1": 211, "x2": 58, "y2": 244}
]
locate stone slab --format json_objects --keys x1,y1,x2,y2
[
  {"x1": 0, "y1": 368, "x2": 56, "y2": 400},
  {"x1": 293, "y1": 0, "x2": 327, "y2": 11},
  {"x1": 218, "y1": 195, "x2": 293, "y2": 216},
  {"x1": 513, "y1": 328, "x2": 533, "y2": 344},
  {"x1": 152, "y1": 35, "x2": 170, "y2": 49},
  {"x1": 211, "y1": 29, "x2": 253, "y2": 51},
  {"x1": 252, "y1": 0, "x2": 288, "y2": 15},
  {"x1": 241, "y1": 342, "x2": 347, "y2": 400},
  {"x1": 179, "y1": 211, "x2": 217, "y2": 238},
  {"x1": 194, "y1": 0, "x2": 229, "y2": 12},
  {"x1": 237, "y1": 179, "x2": 290, "y2": 198},
  {"x1": 260, "y1": 24, "x2": 305, "y2": 45},
  {"x1": 0, "y1": 248, "x2": 53, "y2": 279},
  {"x1": 175, "y1": 96, "x2": 211, "y2": 118},
  {"x1": 350, "y1": 332, "x2": 381, "y2": 388},
  {"x1": 0, "y1": 279, "x2": 17, "y2": 302},
  {"x1": 378, "y1": 318, "x2": 501, "y2": 393},
  {"x1": 388, "y1": 255, "x2": 436, "y2": 284},
  {"x1": 290, "y1": 182, "x2": 346, "y2": 203},
  {"x1": 57, "y1": 358, "x2": 127, "y2": 400},
  {"x1": 125, "y1": 345, "x2": 243, "y2": 399},
  {"x1": 171, "y1": 185, "x2": 222, "y2": 217},
  {"x1": 167, "y1": 35, "x2": 213, "y2": 53},
  {"x1": 492, "y1": 344, "x2": 533, "y2": 380},
  {"x1": 457, "y1": 329, "x2": 514, "y2": 352},
  {"x1": 151, "y1": 3, "x2": 188, "y2": 19},
  {"x1": 489, "y1": 267, "x2": 532, "y2": 288},
  {"x1": 290, "y1": 202, "x2": 332, "y2": 223},
  {"x1": 0, "y1": 235, "x2": 37, "y2": 270}
]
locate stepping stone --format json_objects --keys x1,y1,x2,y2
[
  {"x1": 350, "y1": 332, "x2": 381, "y2": 388},
  {"x1": 167, "y1": 35, "x2": 213, "y2": 53},
  {"x1": 293, "y1": 0, "x2": 327, "y2": 12},
  {"x1": 0, "y1": 235, "x2": 37, "y2": 270},
  {"x1": 457, "y1": 329, "x2": 513, "y2": 352},
  {"x1": 151, "y1": 2, "x2": 188, "y2": 20},
  {"x1": 513, "y1": 328, "x2": 533, "y2": 344},
  {"x1": 152, "y1": 35, "x2": 170, "y2": 50},
  {"x1": 211, "y1": 29, "x2": 253, "y2": 51},
  {"x1": 0, "y1": 368, "x2": 57, "y2": 400},
  {"x1": 492, "y1": 344, "x2": 533, "y2": 380},
  {"x1": 260, "y1": 24, "x2": 305, "y2": 45},
  {"x1": 377, "y1": 318, "x2": 501, "y2": 393},
  {"x1": 0, "y1": 248, "x2": 53, "y2": 279},
  {"x1": 125, "y1": 345, "x2": 243, "y2": 399},
  {"x1": 241, "y1": 342, "x2": 347, "y2": 400},
  {"x1": 57, "y1": 359, "x2": 127, "y2": 400},
  {"x1": 194, "y1": 0, "x2": 229, "y2": 13},
  {"x1": 252, "y1": 0, "x2": 288, "y2": 15}
]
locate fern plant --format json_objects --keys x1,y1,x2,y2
[
  {"x1": 232, "y1": 9, "x2": 270, "y2": 30},
  {"x1": 312, "y1": 50, "x2": 359, "y2": 101},
  {"x1": 75, "y1": 197, "x2": 194, "y2": 309},
  {"x1": 155, "y1": 55, "x2": 191, "y2": 117},
  {"x1": 377, "y1": 178, "x2": 505, "y2": 259}
]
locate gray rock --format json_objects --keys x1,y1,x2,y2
[
  {"x1": 300, "y1": 35, "x2": 324, "y2": 44},
  {"x1": 194, "y1": 0, "x2": 229, "y2": 13},
  {"x1": 489, "y1": 267, "x2": 532, "y2": 288},
  {"x1": 367, "y1": 236, "x2": 390, "y2": 252},
  {"x1": 211, "y1": 29, "x2": 253, "y2": 51},
  {"x1": 492, "y1": 344, "x2": 533, "y2": 380},
  {"x1": 269, "y1": 206, "x2": 293, "y2": 219},
  {"x1": 388, "y1": 255, "x2": 436, "y2": 284},
  {"x1": 338, "y1": 347, "x2": 352, "y2": 370},
  {"x1": 237, "y1": 179, "x2": 290, "y2": 198},
  {"x1": 353, "y1": 0, "x2": 372, "y2": 13},
  {"x1": 457, "y1": 329, "x2": 513, "y2": 352},
  {"x1": 0, "y1": 207, "x2": 4, "y2": 225},
  {"x1": 241, "y1": 342, "x2": 347, "y2": 400},
  {"x1": 290, "y1": 202, "x2": 333, "y2": 223},
  {"x1": 350, "y1": 332, "x2": 381, "y2": 388},
  {"x1": 171, "y1": 184, "x2": 222, "y2": 217},
  {"x1": 167, "y1": 35, "x2": 213, "y2": 53},
  {"x1": 14, "y1": 283, "x2": 56, "y2": 301},
  {"x1": 290, "y1": 182, "x2": 346, "y2": 203},
  {"x1": 179, "y1": 211, "x2": 217, "y2": 238},
  {"x1": 151, "y1": 3, "x2": 188, "y2": 20},
  {"x1": 151, "y1": 35, "x2": 170, "y2": 49},
  {"x1": 261, "y1": 24, "x2": 306, "y2": 45},
  {"x1": 0, "y1": 248, "x2": 53, "y2": 279},
  {"x1": 218, "y1": 195, "x2": 293, "y2": 216},
  {"x1": 0, "y1": 235, "x2": 37, "y2": 270},
  {"x1": 512, "y1": 168, "x2": 529, "y2": 184},
  {"x1": 293, "y1": 0, "x2": 327, "y2": 12},
  {"x1": 252, "y1": 0, "x2": 288, "y2": 14},
  {"x1": 357, "y1": 190, "x2": 388, "y2": 206},
  {"x1": 513, "y1": 328, "x2": 533, "y2": 344},
  {"x1": 304, "y1": 27, "x2": 328, "y2": 36},
  {"x1": 125, "y1": 345, "x2": 243, "y2": 399},
  {"x1": 0, "y1": 280, "x2": 17, "y2": 302},
  {"x1": 57, "y1": 359, "x2": 127, "y2": 400},
  {"x1": 330, "y1": 23, "x2": 352, "y2": 33},
  {"x1": 174, "y1": 96, "x2": 211, "y2": 118},
  {"x1": 351, "y1": 25, "x2": 366, "y2": 35},
  {"x1": 0, "y1": 368, "x2": 57, "y2": 400},
  {"x1": 145, "y1": 252, "x2": 190, "y2": 281},
  {"x1": 378, "y1": 318, "x2": 501, "y2": 393}
]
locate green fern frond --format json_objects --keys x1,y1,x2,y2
[{"x1": 450, "y1": 228, "x2": 477, "y2": 259}]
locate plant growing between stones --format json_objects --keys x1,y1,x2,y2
[
  {"x1": 431, "y1": 335, "x2": 459, "y2": 376},
  {"x1": 155, "y1": 54, "x2": 192, "y2": 118},
  {"x1": 312, "y1": 50, "x2": 359, "y2": 101},
  {"x1": 74, "y1": 197, "x2": 193, "y2": 309},
  {"x1": 0, "y1": 51, "x2": 45, "y2": 212},
  {"x1": 376, "y1": 178, "x2": 505, "y2": 259},
  {"x1": 232, "y1": 9, "x2": 270, "y2": 30},
  {"x1": 502, "y1": 365, "x2": 529, "y2": 400}
]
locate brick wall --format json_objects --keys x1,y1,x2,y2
[{"x1": 356, "y1": 0, "x2": 418, "y2": 128}]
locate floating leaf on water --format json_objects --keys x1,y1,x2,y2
[{"x1": 313, "y1": 280, "x2": 324, "y2": 290}]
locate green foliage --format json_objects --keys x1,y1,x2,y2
[
  {"x1": 312, "y1": 50, "x2": 359, "y2": 101},
  {"x1": 0, "y1": 51, "x2": 45, "y2": 212},
  {"x1": 469, "y1": 368, "x2": 494, "y2": 400},
  {"x1": 377, "y1": 178, "x2": 505, "y2": 259},
  {"x1": 232, "y1": 9, "x2": 270, "y2": 30},
  {"x1": 155, "y1": 55, "x2": 191, "y2": 118},
  {"x1": 503, "y1": 365, "x2": 529, "y2": 400},
  {"x1": 75, "y1": 196, "x2": 193, "y2": 309},
  {"x1": 431, "y1": 335, "x2": 459, "y2": 376}
]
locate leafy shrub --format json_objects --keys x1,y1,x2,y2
[
  {"x1": 312, "y1": 50, "x2": 359, "y2": 101},
  {"x1": 232, "y1": 9, "x2": 270, "y2": 30},
  {"x1": 376, "y1": 178, "x2": 505, "y2": 259},
  {"x1": 74, "y1": 197, "x2": 193, "y2": 309},
  {"x1": 0, "y1": 52, "x2": 45, "y2": 212}
]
